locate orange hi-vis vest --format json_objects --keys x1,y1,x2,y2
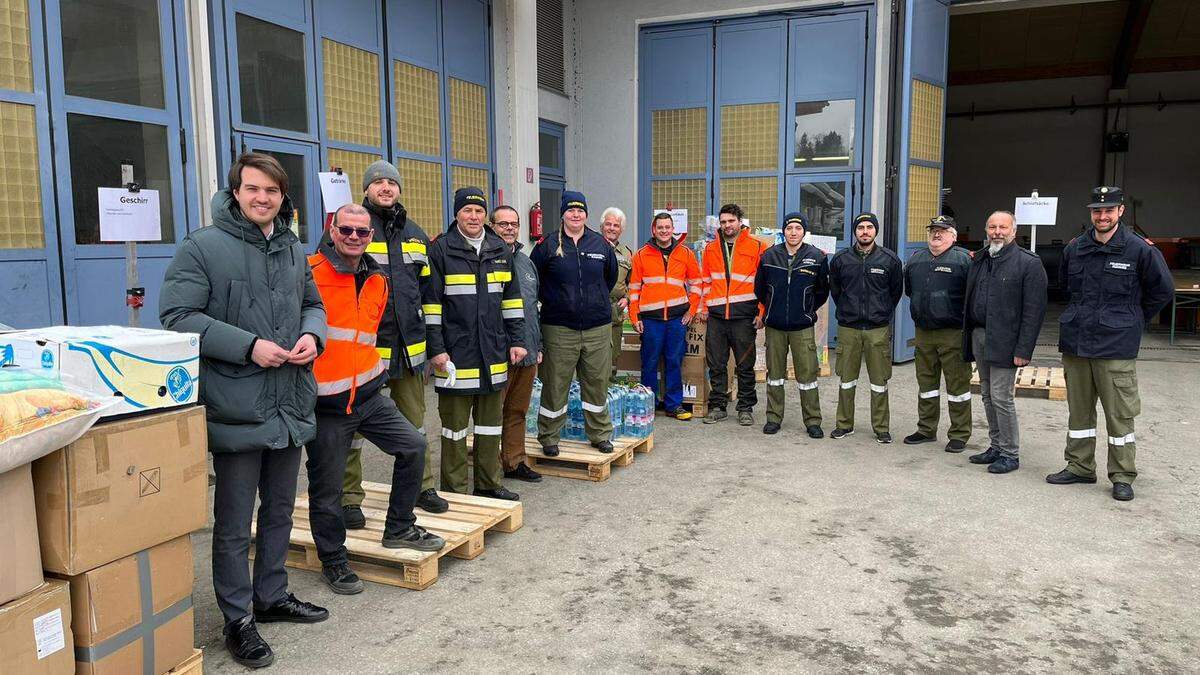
[
  {"x1": 628, "y1": 241, "x2": 702, "y2": 321},
  {"x1": 701, "y1": 227, "x2": 765, "y2": 320},
  {"x1": 309, "y1": 252, "x2": 388, "y2": 413}
]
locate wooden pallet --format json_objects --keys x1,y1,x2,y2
[
  {"x1": 257, "y1": 484, "x2": 521, "y2": 590},
  {"x1": 167, "y1": 649, "x2": 203, "y2": 675},
  {"x1": 472, "y1": 435, "x2": 651, "y2": 481},
  {"x1": 971, "y1": 365, "x2": 1066, "y2": 401},
  {"x1": 685, "y1": 400, "x2": 709, "y2": 418}
]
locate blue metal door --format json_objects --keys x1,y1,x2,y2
[
  {"x1": 238, "y1": 134, "x2": 322, "y2": 247},
  {"x1": 891, "y1": 0, "x2": 949, "y2": 362},
  {"x1": 785, "y1": 171, "x2": 860, "y2": 346}
]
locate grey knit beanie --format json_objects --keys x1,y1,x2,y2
[{"x1": 362, "y1": 160, "x2": 402, "y2": 192}]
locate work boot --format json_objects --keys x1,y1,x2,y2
[
  {"x1": 969, "y1": 447, "x2": 1001, "y2": 465},
  {"x1": 738, "y1": 410, "x2": 754, "y2": 426},
  {"x1": 762, "y1": 421, "x2": 780, "y2": 435},
  {"x1": 341, "y1": 505, "x2": 366, "y2": 530},
  {"x1": 830, "y1": 428, "x2": 854, "y2": 439},
  {"x1": 703, "y1": 408, "x2": 727, "y2": 424},
  {"x1": 504, "y1": 463, "x2": 542, "y2": 482},
  {"x1": 415, "y1": 488, "x2": 449, "y2": 514},
  {"x1": 875, "y1": 432, "x2": 893, "y2": 444},
  {"x1": 945, "y1": 440, "x2": 966, "y2": 453},
  {"x1": 987, "y1": 456, "x2": 1020, "y2": 474},
  {"x1": 474, "y1": 486, "x2": 520, "y2": 501},
  {"x1": 382, "y1": 525, "x2": 445, "y2": 552},
  {"x1": 667, "y1": 407, "x2": 693, "y2": 421},
  {"x1": 1112, "y1": 482, "x2": 1134, "y2": 501},
  {"x1": 1045, "y1": 468, "x2": 1097, "y2": 485},
  {"x1": 224, "y1": 616, "x2": 273, "y2": 669},
  {"x1": 591, "y1": 440, "x2": 614, "y2": 454},
  {"x1": 806, "y1": 425, "x2": 824, "y2": 439},
  {"x1": 321, "y1": 563, "x2": 364, "y2": 595},
  {"x1": 253, "y1": 594, "x2": 328, "y2": 624},
  {"x1": 542, "y1": 444, "x2": 560, "y2": 457},
  {"x1": 903, "y1": 432, "x2": 935, "y2": 445}
]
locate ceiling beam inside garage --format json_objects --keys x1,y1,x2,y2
[{"x1": 1111, "y1": 0, "x2": 1154, "y2": 88}]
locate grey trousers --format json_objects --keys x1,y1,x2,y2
[
  {"x1": 972, "y1": 328, "x2": 1019, "y2": 458},
  {"x1": 211, "y1": 445, "x2": 302, "y2": 628}
]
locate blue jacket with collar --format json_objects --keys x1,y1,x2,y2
[{"x1": 530, "y1": 226, "x2": 618, "y2": 331}]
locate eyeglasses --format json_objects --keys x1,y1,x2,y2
[
  {"x1": 336, "y1": 225, "x2": 373, "y2": 238},
  {"x1": 493, "y1": 220, "x2": 519, "y2": 229}
]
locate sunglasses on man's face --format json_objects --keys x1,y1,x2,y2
[{"x1": 336, "y1": 225, "x2": 373, "y2": 238}]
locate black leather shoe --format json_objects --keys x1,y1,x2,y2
[
  {"x1": 224, "y1": 616, "x2": 273, "y2": 669},
  {"x1": 542, "y1": 444, "x2": 560, "y2": 457},
  {"x1": 474, "y1": 486, "x2": 520, "y2": 501},
  {"x1": 903, "y1": 432, "x2": 935, "y2": 445},
  {"x1": 415, "y1": 488, "x2": 449, "y2": 514},
  {"x1": 830, "y1": 428, "x2": 854, "y2": 439},
  {"x1": 591, "y1": 440, "x2": 614, "y2": 454},
  {"x1": 504, "y1": 463, "x2": 542, "y2": 482},
  {"x1": 876, "y1": 432, "x2": 893, "y2": 444},
  {"x1": 1112, "y1": 482, "x2": 1134, "y2": 501},
  {"x1": 341, "y1": 505, "x2": 366, "y2": 530},
  {"x1": 321, "y1": 563, "x2": 364, "y2": 595},
  {"x1": 969, "y1": 447, "x2": 1001, "y2": 464},
  {"x1": 807, "y1": 425, "x2": 824, "y2": 439},
  {"x1": 987, "y1": 456, "x2": 1020, "y2": 474},
  {"x1": 382, "y1": 525, "x2": 446, "y2": 551},
  {"x1": 254, "y1": 593, "x2": 328, "y2": 624},
  {"x1": 762, "y1": 421, "x2": 781, "y2": 435},
  {"x1": 1045, "y1": 468, "x2": 1097, "y2": 485},
  {"x1": 945, "y1": 440, "x2": 966, "y2": 453}
]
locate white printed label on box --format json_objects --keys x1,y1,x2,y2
[
  {"x1": 33, "y1": 608, "x2": 65, "y2": 659},
  {"x1": 682, "y1": 383, "x2": 697, "y2": 398}
]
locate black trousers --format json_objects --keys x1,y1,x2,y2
[
  {"x1": 211, "y1": 445, "x2": 302, "y2": 628},
  {"x1": 706, "y1": 315, "x2": 759, "y2": 412},
  {"x1": 306, "y1": 392, "x2": 425, "y2": 567}
]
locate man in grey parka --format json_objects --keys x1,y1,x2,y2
[{"x1": 160, "y1": 153, "x2": 327, "y2": 670}]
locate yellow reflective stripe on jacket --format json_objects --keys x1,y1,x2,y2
[
  {"x1": 501, "y1": 298, "x2": 524, "y2": 310},
  {"x1": 365, "y1": 242, "x2": 388, "y2": 253},
  {"x1": 406, "y1": 341, "x2": 426, "y2": 357},
  {"x1": 420, "y1": 265, "x2": 431, "y2": 277},
  {"x1": 422, "y1": 303, "x2": 442, "y2": 315},
  {"x1": 444, "y1": 273, "x2": 475, "y2": 285},
  {"x1": 400, "y1": 241, "x2": 427, "y2": 255},
  {"x1": 490, "y1": 362, "x2": 508, "y2": 375},
  {"x1": 486, "y1": 270, "x2": 512, "y2": 283}
]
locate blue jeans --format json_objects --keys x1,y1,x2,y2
[{"x1": 641, "y1": 317, "x2": 687, "y2": 411}]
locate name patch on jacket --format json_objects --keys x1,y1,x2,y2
[
  {"x1": 802, "y1": 258, "x2": 817, "y2": 264},
  {"x1": 869, "y1": 267, "x2": 886, "y2": 274},
  {"x1": 585, "y1": 252, "x2": 606, "y2": 260},
  {"x1": 1107, "y1": 261, "x2": 1132, "y2": 271},
  {"x1": 934, "y1": 266, "x2": 953, "y2": 273}
]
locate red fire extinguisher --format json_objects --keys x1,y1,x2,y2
[{"x1": 529, "y1": 201, "x2": 544, "y2": 242}]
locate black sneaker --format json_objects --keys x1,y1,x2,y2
[
  {"x1": 762, "y1": 421, "x2": 781, "y2": 435},
  {"x1": 806, "y1": 425, "x2": 824, "y2": 439},
  {"x1": 253, "y1": 593, "x2": 328, "y2": 624},
  {"x1": 415, "y1": 488, "x2": 449, "y2": 514},
  {"x1": 969, "y1": 447, "x2": 1001, "y2": 465},
  {"x1": 944, "y1": 440, "x2": 967, "y2": 453},
  {"x1": 341, "y1": 505, "x2": 366, "y2": 530},
  {"x1": 542, "y1": 444, "x2": 560, "y2": 457},
  {"x1": 987, "y1": 456, "x2": 1020, "y2": 474},
  {"x1": 591, "y1": 440, "x2": 614, "y2": 454},
  {"x1": 876, "y1": 432, "x2": 893, "y2": 444},
  {"x1": 1045, "y1": 468, "x2": 1097, "y2": 485},
  {"x1": 474, "y1": 486, "x2": 520, "y2": 501},
  {"x1": 830, "y1": 428, "x2": 854, "y2": 439},
  {"x1": 224, "y1": 616, "x2": 273, "y2": 669},
  {"x1": 321, "y1": 563, "x2": 364, "y2": 595},
  {"x1": 903, "y1": 432, "x2": 935, "y2": 445},
  {"x1": 504, "y1": 463, "x2": 542, "y2": 482},
  {"x1": 1112, "y1": 482, "x2": 1134, "y2": 501},
  {"x1": 382, "y1": 525, "x2": 446, "y2": 551}
]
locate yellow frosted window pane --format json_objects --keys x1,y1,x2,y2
[
  {"x1": 719, "y1": 177, "x2": 777, "y2": 230},
  {"x1": 396, "y1": 157, "x2": 443, "y2": 238},
  {"x1": 651, "y1": 178, "x2": 706, "y2": 242},
  {"x1": 323, "y1": 39, "x2": 381, "y2": 147},
  {"x1": 909, "y1": 80, "x2": 944, "y2": 164},
  {"x1": 326, "y1": 148, "x2": 381, "y2": 203},
  {"x1": 0, "y1": 0, "x2": 32, "y2": 92},
  {"x1": 449, "y1": 78, "x2": 487, "y2": 165},
  {"x1": 451, "y1": 165, "x2": 489, "y2": 201},
  {"x1": 393, "y1": 60, "x2": 440, "y2": 157},
  {"x1": 0, "y1": 101, "x2": 42, "y2": 248},
  {"x1": 906, "y1": 164, "x2": 940, "y2": 243},
  {"x1": 720, "y1": 103, "x2": 778, "y2": 173},
  {"x1": 652, "y1": 108, "x2": 706, "y2": 175}
]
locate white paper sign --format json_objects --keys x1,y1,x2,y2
[
  {"x1": 682, "y1": 383, "x2": 697, "y2": 398},
  {"x1": 318, "y1": 171, "x2": 354, "y2": 213},
  {"x1": 33, "y1": 608, "x2": 65, "y2": 659},
  {"x1": 1015, "y1": 196, "x2": 1058, "y2": 225},
  {"x1": 667, "y1": 208, "x2": 688, "y2": 235},
  {"x1": 98, "y1": 188, "x2": 161, "y2": 242},
  {"x1": 804, "y1": 233, "x2": 837, "y2": 255}
]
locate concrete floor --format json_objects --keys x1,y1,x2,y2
[{"x1": 192, "y1": 317, "x2": 1200, "y2": 673}]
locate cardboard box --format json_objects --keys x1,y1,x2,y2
[
  {"x1": 0, "y1": 326, "x2": 200, "y2": 419},
  {"x1": 32, "y1": 407, "x2": 208, "y2": 575},
  {"x1": 53, "y1": 536, "x2": 194, "y2": 675},
  {"x1": 0, "y1": 580, "x2": 74, "y2": 674},
  {"x1": 0, "y1": 464, "x2": 44, "y2": 605}
]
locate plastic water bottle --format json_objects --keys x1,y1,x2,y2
[
  {"x1": 608, "y1": 385, "x2": 626, "y2": 438},
  {"x1": 526, "y1": 378, "x2": 542, "y2": 434},
  {"x1": 565, "y1": 380, "x2": 585, "y2": 441}
]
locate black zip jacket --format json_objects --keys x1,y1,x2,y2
[
  {"x1": 363, "y1": 199, "x2": 429, "y2": 377},
  {"x1": 903, "y1": 246, "x2": 972, "y2": 330},
  {"x1": 828, "y1": 244, "x2": 904, "y2": 329},
  {"x1": 530, "y1": 226, "x2": 618, "y2": 330},
  {"x1": 755, "y1": 242, "x2": 829, "y2": 332},
  {"x1": 1059, "y1": 225, "x2": 1172, "y2": 360},
  {"x1": 962, "y1": 243, "x2": 1048, "y2": 365}
]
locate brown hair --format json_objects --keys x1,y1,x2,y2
[
  {"x1": 718, "y1": 203, "x2": 744, "y2": 221},
  {"x1": 228, "y1": 152, "x2": 289, "y2": 195}
]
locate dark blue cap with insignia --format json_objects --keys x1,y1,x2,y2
[
  {"x1": 928, "y1": 215, "x2": 956, "y2": 230},
  {"x1": 1087, "y1": 186, "x2": 1123, "y2": 209}
]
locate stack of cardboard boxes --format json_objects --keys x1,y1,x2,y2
[{"x1": 0, "y1": 327, "x2": 208, "y2": 675}]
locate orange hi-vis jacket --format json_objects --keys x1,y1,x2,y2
[
  {"x1": 700, "y1": 227, "x2": 765, "y2": 320},
  {"x1": 628, "y1": 238, "x2": 703, "y2": 321},
  {"x1": 309, "y1": 249, "x2": 388, "y2": 413}
]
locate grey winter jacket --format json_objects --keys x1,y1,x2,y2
[
  {"x1": 159, "y1": 190, "x2": 327, "y2": 453},
  {"x1": 512, "y1": 242, "x2": 542, "y2": 367}
]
